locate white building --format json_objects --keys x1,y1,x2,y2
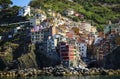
[
  {"x1": 35, "y1": 13, "x2": 47, "y2": 22},
  {"x1": 31, "y1": 26, "x2": 44, "y2": 43},
  {"x1": 80, "y1": 22, "x2": 97, "y2": 35},
  {"x1": 18, "y1": 6, "x2": 30, "y2": 16},
  {"x1": 93, "y1": 36, "x2": 103, "y2": 46},
  {"x1": 30, "y1": 13, "x2": 47, "y2": 26},
  {"x1": 64, "y1": 9, "x2": 75, "y2": 16},
  {"x1": 30, "y1": 18, "x2": 40, "y2": 26},
  {"x1": 47, "y1": 36, "x2": 58, "y2": 53},
  {"x1": 78, "y1": 42, "x2": 87, "y2": 58}
]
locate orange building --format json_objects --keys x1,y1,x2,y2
[{"x1": 59, "y1": 42, "x2": 77, "y2": 67}]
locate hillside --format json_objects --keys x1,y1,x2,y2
[{"x1": 29, "y1": 0, "x2": 120, "y2": 30}]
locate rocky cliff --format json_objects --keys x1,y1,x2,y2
[
  {"x1": 0, "y1": 43, "x2": 60, "y2": 71},
  {"x1": 0, "y1": 44, "x2": 38, "y2": 70},
  {"x1": 104, "y1": 46, "x2": 120, "y2": 69}
]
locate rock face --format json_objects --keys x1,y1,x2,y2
[
  {"x1": 103, "y1": 46, "x2": 120, "y2": 69},
  {"x1": 0, "y1": 67, "x2": 120, "y2": 77},
  {"x1": 17, "y1": 52, "x2": 38, "y2": 69},
  {"x1": 0, "y1": 43, "x2": 60, "y2": 70},
  {"x1": 0, "y1": 47, "x2": 13, "y2": 70},
  {"x1": 0, "y1": 44, "x2": 38, "y2": 70}
]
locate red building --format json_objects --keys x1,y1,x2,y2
[{"x1": 59, "y1": 42, "x2": 77, "y2": 67}]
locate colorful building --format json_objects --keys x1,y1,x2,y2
[{"x1": 59, "y1": 42, "x2": 79, "y2": 67}]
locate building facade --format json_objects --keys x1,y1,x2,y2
[
  {"x1": 31, "y1": 26, "x2": 44, "y2": 43},
  {"x1": 78, "y1": 43, "x2": 87, "y2": 58},
  {"x1": 59, "y1": 42, "x2": 78, "y2": 67},
  {"x1": 18, "y1": 6, "x2": 30, "y2": 16},
  {"x1": 30, "y1": 13, "x2": 47, "y2": 27},
  {"x1": 47, "y1": 36, "x2": 57, "y2": 53}
]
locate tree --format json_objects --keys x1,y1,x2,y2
[
  {"x1": 0, "y1": 0, "x2": 13, "y2": 9},
  {"x1": 11, "y1": 6, "x2": 20, "y2": 16}
]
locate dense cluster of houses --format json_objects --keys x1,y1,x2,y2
[
  {"x1": 17, "y1": 6, "x2": 120, "y2": 67},
  {"x1": 0, "y1": 6, "x2": 119, "y2": 68},
  {"x1": 93, "y1": 21, "x2": 120, "y2": 67},
  {"x1": 29, "y1": 8, "x2": 98, "y2": 67}
]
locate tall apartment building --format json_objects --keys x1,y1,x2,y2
[
  {"x1": 31, "y1": 26, "x2": 44, "y2": 43},
  {"x1": 59, "y1": 42, "x2": 79, "y2": 67}
]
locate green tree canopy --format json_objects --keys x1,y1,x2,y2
[{"x1": 0, "y1": 0, "x2": 13, "y2": 9}]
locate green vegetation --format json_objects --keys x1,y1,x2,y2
[
  {"x1": 0, "y1": 0, "x2": 13, "y2": 9},
  {"x1": 0, "y1": 5, "x2": 27, "y2": 24},
  {"x1": 73, "y1": 0, "x2": 120, "y2": 4},
  {"x1": 29, "y1": 0, "x2": 120, "y2": 31},
  {"x1": 0, "y1": 0, "x2": 29, "y2": 25},
  {"x1": 0, "y1": 0, "x2": 18, "y2": 24}
]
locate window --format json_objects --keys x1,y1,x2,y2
[
  {"x1": 38, "y1": 32, "x2": 40, "y2": 35},
  {"x1": 34, "y1": 36, "x2": 36, "y2": 38},
  {"x1": 41, "y1": 35, "x2": 44, "y2": 37},
  {"x1": 37, "y1": 32, "x2": 39, "y2": 34},
  {"x1": 117, "y1": 29, "x2": 119, "y2": 31},
  {"x1": 82, "y1": 53, "x2": 83, "y2": 55},
  {"x1": 32, "y1": 38, "x2": 34, "y2": 41},
  {"x1": 41, "y1": 30, "x2": 44, "y2": 33},
  {"x1": 31, "y1": 33, "x2": 34, "y2": 35},
  {"x1": 82, "y1": 49, "x2": 84, "y2": 51}
]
